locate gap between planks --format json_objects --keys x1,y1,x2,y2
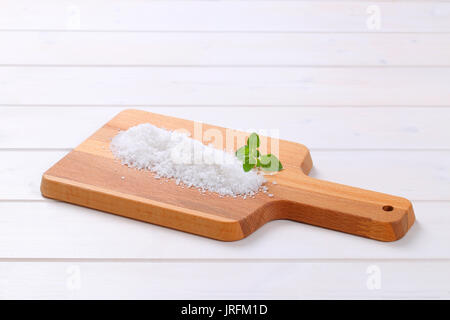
[
  {"x1": 1, "y1": 31, "x2": 450, "y2": 34},
  {"x1": 1, "y1": 258, "x2": 450, "y2": 263},
  {"x1": 3, "y1": 65, "x2": 450, "y2": 68},
  {"x1": 2, "y1": 104, "x2": 450, "y2": 108}
]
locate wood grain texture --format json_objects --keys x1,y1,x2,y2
[
  {"x1": 1, "y1": 0, "x2": 448, "y2": 300},
  {"x1": 2, "y1": 261, "x2": 450, "y2": 299},
  {"x1": 41, "y1": 110, "x2": 415, "y2": 242},
  {"x1": 1, "y1": 0, "x2": 449, "y2": 32},
  {"x1": 3, "y1": 32, "x2": 450, "y2": 66},
  {"x1": 2, "y1": 67, "x2": 449, "y2": 106}
]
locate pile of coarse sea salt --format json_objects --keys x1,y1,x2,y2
[{"x1": 110, "y1": 123, "x2": 267, "y2": 198}]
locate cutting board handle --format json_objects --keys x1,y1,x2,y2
[{"x1": 274, "y1": 175, "x2": 415, "y2": 241}]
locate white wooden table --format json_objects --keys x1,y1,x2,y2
[{"x1": 1, "y1": 0, "x2": 449, "y2": 299}]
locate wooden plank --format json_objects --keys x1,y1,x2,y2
[
  {"x1": 1, "y1": 67, "x2": 449, "y2": 106},
  {"x1": 0, "y1": 201, "x2": 447, "y2": 259},
  {"x1": 1, "y1": 261, "x2": 449, "y2": 299},
  {"x1": 1, "y1": 32, "x2": 450, "y2": 66},
  {"x1": 1, "y1": 106, "x2": 449, "y2": 150},
  {"x1": 1, "y1": 150, "x2": 448, "y2": 201},
  {"x1": 0, "y1": 1, "x2": 449, "y2": 32}
]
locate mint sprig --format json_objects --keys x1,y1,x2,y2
[{"x1": 235, "y1": 133, "x2": 283, "y2": 172}]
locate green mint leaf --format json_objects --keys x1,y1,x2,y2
[
  {"x1": 235, "y1": 146, "x2": 249, "y2": 162},
  {"x1": 248, "y1": 148, "x2": 258, "y2": 159},
  {"x1": 247, "y1": 132, "x2": 260, "y2": 148},
  {"x1": 259, "y1": 154, "x2": 283, "y2": 172},
  {"x1": 244, "y1": 155, "x2": 258, "y2": 166},
  {"x1": 243, "y1": 162, "x2": 255, "y2": 172}
]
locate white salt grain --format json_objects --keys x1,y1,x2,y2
[{"x1": 110, "y1": 123, "x2": 266, "y2": 197}]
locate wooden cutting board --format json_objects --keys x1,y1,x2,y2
[{"x1": 41, "y1": 109, "x2": 415, "y2": 242}]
